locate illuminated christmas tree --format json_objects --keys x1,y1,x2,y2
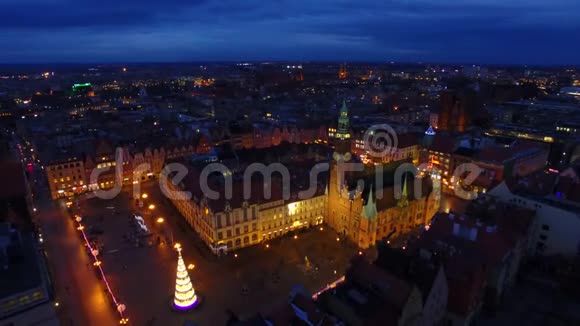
[{"x1": 173, "y1": 243, "x2": 198, "y2": 310}]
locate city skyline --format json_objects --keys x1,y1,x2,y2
[{"x1": 2, "y1": 0, "x2": 580, "y2": 64}]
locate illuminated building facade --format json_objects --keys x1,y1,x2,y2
[
  {"x1": 326, "y1": 164, "x2": 440, "y2": 249},
  {"x1": 166, "y1": 174, "x2": 327, "y2": 254},
  {"x1": 326, "y1": 103, "x2": 439, "y2": 249},
  {"x1": 45, "y1": 157, "x2": 87, "y2": 199},
  {"x1": 351, "y1": 132, "x2": 421, "y2": 165},
  {"x1": 260, "y1": 194, "x2": 326, "y2": 241},
  {"x1": 45, "y1": 137, "x2": 211, "y2": 199}
]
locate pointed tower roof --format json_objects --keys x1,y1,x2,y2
[
  {"x1": 423, "y1": 126, "x2": 436, "y2": 147},
  {"x1": 398, "y1": 176, "x2": 409, "y2": 208},
  {"x1": 341, "y1": 99, "x2": 348, "y2": 114},
  {"x1": 361, "y1": 186, "x2": 378, "y2": 220}
]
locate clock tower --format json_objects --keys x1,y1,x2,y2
[{"x1": 333, "y1": 100, "x2": 352, "y2": 161}]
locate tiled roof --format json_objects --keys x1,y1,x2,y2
[
  {"x1": 429, "y1": 134, "x2": 457, "y2": 153},
  {"x1": 409, "y1": 210, "x2": 522, "y2": 316},
  {"x1": 347, "y1": 256, "x2": 413, "y2": 311}
]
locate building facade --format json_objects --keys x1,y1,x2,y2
[{"x1": 166, "y1": 178, "x2": 327, "y2": 254}]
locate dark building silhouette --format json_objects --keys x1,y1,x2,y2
[{"x1": 439, "y1": 89, "x2": 481, "y2": 132}]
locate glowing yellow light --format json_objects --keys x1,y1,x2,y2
[
  {"x1": 336, "y1": 237, "x2": 340, "y2": 242},
  {"x1": 174, "y1": 243, "x2": 182, "y2": 250},
  {"x1": 294, "y1": 235, "x2": 298, "y2": 239},
  {"x1": 265, "y1": 244, "x2": 269, "y2": 248},
  {"x1": 187, "y1": 264, "x2": 195, "y2": 270},
  {"x1": 141, "y1": 193, "x2": 148, "y2": 199},
  {"x1": 234, "y1": 254, "x2": 238, "y2": 258},
  {"x1": 319, "y1": 227, "x2": 324, "y2": 231},
  {"x1": 287, "y1": 202, "x2": 298, "y2": 215},
  {"x1": 148, "y1": 204, "x2": 155, "y2": 210},
  {"x1": 54, "y1": 302, "x2": 60, "y2": 307},
  {"x1": 93, "y1": 261, "x2": 101, "y2": 266},
  {"x1": 204, "y1": 208, "x2": 209, "y2": 215},
  {"x1": 358, "y1": 251, "x2": 362, "y2": 255},
  {"x1": 156, "y1": 217, "x2": 164, "y2": 224},
  {"x1": 77, "y1": 226, "x2": 84, "y2": 231}
]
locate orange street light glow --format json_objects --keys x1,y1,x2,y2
[
  {"x1": 148, "y1": 204, "x2": 155, "y2": 210},
  {"x1": 156, "y1": 217, "x2": 164, "y2": 223},
  {"x1": 141, "y1": 193, "x2": 148, "y2": 199}
]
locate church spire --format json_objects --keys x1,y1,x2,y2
[
  {"x1": 398, "y1": 175, "x2": 409, "y2": 208},
  {"x1": 361, "y1": 185, "x2": 377, "y2": 220}
]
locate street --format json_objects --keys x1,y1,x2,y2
[{"x1": 34, "y1": 179, "x2": 119, "y2": 325}]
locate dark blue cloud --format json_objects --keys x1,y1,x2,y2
[{"x1": 0, "y1": 0, "x2": 578, "y2": 64}]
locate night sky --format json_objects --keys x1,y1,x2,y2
[{"x1": 2, "y1": 0, "x2": 579, "y2": 64}]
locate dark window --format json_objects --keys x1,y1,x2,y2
[
  {"x1": 539, "y1": 234, "x2": 548, "y2": 241},
  {"x1": 536, "y1": 241, "x2": 545, "y2": 251},
  {"x1": 541, "y1": 224, "x2": 550, "y2": 231}
]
